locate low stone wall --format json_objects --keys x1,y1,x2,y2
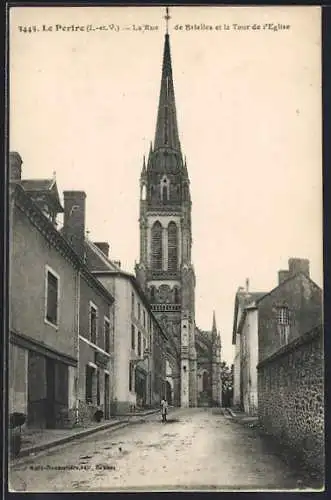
[{"x1": 257, "y1": 325, "x2": 324, "y2": 473}]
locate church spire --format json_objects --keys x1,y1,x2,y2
[
  {"x1": 212, "y1": 310, "x2": 217, "y2": 335},
  {"x1": 154, "y1": 9, "x2": 181, "y2": 152}
]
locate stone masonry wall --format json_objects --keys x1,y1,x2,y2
[{"x1": 257, "y1": 326, "x2": 324, "y2": 473}]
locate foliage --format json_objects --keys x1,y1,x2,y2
[{"x1": 221, "y1": 361, "x2": 234, "y2": 407}]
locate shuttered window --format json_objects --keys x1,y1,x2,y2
[
  {"x1": 46, "y1": 270, "x2": 58, "y2": 325},
  {"x1": 168, "y1": 222, "x2": 178, "y2": 271},
  {"x1": 151, "y1": 221, "x2": 162, "y2": 270}
]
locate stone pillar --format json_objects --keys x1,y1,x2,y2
[
  {"x1": 180, "y1": 314, "x2": 190, "y2": 407},
  {"x1": 162, "y1": 226, "x2": 168, "y2": 270}
]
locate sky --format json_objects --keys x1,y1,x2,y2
[{"x1": 10, "y1": 6, "x2": 322, "y2": 365}]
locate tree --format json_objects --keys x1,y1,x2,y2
[{"x1": 221, "y1": 361, "x2": 233, "y2": 407}]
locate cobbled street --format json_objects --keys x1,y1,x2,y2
[{"x1": 10, "y1": 408, "x2": 312, "y2": 492}]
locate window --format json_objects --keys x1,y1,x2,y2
[
  {"x1": 168, "y1": 222, "x2": 178, "y2": 272},
  {"x1": 141, "y1": 184, "x2": 147, "y2": 201},
  {"x1": 162, "y1": 185, "x2": 168, "y2": 202},
  {"x1": 277, "y1": 306, "x2": 290, "y2": 346},
  {"x1": 143, "y1": 310, "x2": 146, "y2": 328},
  {"x1": 277, "y1": 307, "x2": 289, "y2": 325},
  {"x1": 138, "y1": 331, "x2": 142, "y2": 357},
  {"x1": 138, "y1": 302, "x2": 141, "y2": 321},
  {"x1": 131, "y1": 292, "x2": 135, "y2": 312},
  {"x1": 90, "y1": 303, "x2": 97, "y2": 344},
  {"x1": 150, "y1": 286, "x2": 156, "y2": 302},
  {"x1": 151, "y1": 221, "x2": 163, "y2": 270},
  {"x1": 104, "y1": 318, "x2": 110, "y2": 353},
  {"x1": 46, "y1": 268, "x2": 59, "y2": 325},
  {"x1": 174, "y1": 287, "x2": 180, "y2": 304},
  {"x1": 131, "y1": 324, "x2": 135, "y2": 350},
  {"x1": 85, "y1": 365, "x2": 94, "y2": 403},
  {"x1": 143, "y1": 337, "x2": 147, "y2": 353}
]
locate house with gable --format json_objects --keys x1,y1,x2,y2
[{"x1": 232, "y1": 259, "x2": 322, "y2": 415}]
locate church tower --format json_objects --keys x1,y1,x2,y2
[{"x1": 135, "y1": 9, "x2": 197, "y2": 407}]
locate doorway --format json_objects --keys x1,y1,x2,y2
[
  {"x1": 166, "y1": 381, "x2": 172, "y2": 405},
  {"x1": 104, "y1": 373, "x2": 110, "y2": 419}
]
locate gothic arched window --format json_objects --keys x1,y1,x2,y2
[
  {"x1": 168, "y1": 222, "x2": 178, "y2": 272},
  {"x1": 151, "y1": 221, "x2": 162, "y2": 270},
  {"x1": 162, "y1": 185, "x2": 168, "y2": 202},
  {"x1": 141, "y1": 184, "x2": 147, "y2": 201},
  {"x1": 174, "y1": 287, "x2": 180, "y2": 304},
  {"x1": 150, "y1": 286, "x2": 156, "y2": 302},
  {"x1": 150, "y1": 185, "x2": 154, "y2": 200}
]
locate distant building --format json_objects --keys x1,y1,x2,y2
[
  {"x1": 232, "y1": 282, "x2": 266, "y2": 414},
  {"x1": 195, "y1": 312, "x2": 222, "y2": 407},
  {"x1": 85, "y1": 241, "x2": 171, "y2": 414}
]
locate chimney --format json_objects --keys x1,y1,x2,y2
[
  {"x1": 112, "y1": 260, "x2": 121, "y2": 268},
  {"x1": 288, "y1": 258, "x2": 310, "y2": 278},
  {"x1": 245, "y1": 278, "x2": 249, "y2": 292},
  {"x1": 9, "y1": 152, "x2": 23, "y2": 180},
  {"x1": 94, "y1": 242, "x2": 110, "y2": 257},
  {"x1": 63, "y1": 191, "x2": 86, "y2": 260},
  {"x1": 278, "y1": 270, "x2": 290, "y2": 285}
]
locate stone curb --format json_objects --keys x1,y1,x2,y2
[
  {"x1": 14, "y1": 409, "x2": 161, "y2": 461},
  {"x1": 15, "y1": 420, "x2": 129, "y2": 460}
]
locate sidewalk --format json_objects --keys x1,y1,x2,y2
[{"x1": 14, "y1": 408, "x2": 161, "y2": 461}]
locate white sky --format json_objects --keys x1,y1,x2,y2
[{"x1": 10, "y1": 6, "x2": 322, "y2": 365}]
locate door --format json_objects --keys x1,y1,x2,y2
[
  {"x1": 28, "y1": 352, "x2": 47, "y2": 428},
  {"x1": 104, "y1": 373, "x2": 110, "y2": 419}
]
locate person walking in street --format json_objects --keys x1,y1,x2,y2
[{"x1": 160, "y1": 398, "x2": 168, "y2": 423}]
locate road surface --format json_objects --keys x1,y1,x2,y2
[{"x1": 9, "y1": 408, "x2": 314, "y2": 492}]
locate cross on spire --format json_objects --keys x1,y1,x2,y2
[{"x1": 164, "y1": 6, "x2": 171, "y2": 34}]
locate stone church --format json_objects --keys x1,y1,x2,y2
[{"x1": 135, "y1": 17, "x2": 222, "y2": 407}]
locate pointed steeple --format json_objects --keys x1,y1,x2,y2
[
  {"x1": 154, "y1": 29, "x2": 181, "y2": 152},
  {"x1": 212, "y1": 311, "x2": 217, "y2": 335}
]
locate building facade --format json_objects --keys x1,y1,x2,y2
[
  {"x1": 233, "y1": 258, "x2": 323, "y2": 416},
  {"x1": 9, "y1": 153, "x2": 115, "y2": 428},
  {"x1": 9, "y1": 153, "x2": 78, "y2": 429},
  {"x1": 85, "y1": 240, "x2": 169, "y2": 414},
  {"x1": 257, "y1": 259, "x2": 323, "y2": 474},
  {"x1": 232, "y1": 285, "x2": 266, "y2": 414},
  {"x1": 135, "y1": 30, "x2": 197, "y2": 407},
  {"x1": 61, "y1": 190, "x2": 115, "y2": 424}
]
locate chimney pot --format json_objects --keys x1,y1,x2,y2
[
  {"x1": 94, "y1": 242, "x2": 110, "y2": 257},
  {"x1": 288, "y1": 258, "x2": 310, "y2": 278},
  {"x1": 9, "y1": 152, "x2": 23, "y2": 180},
  {"x1": 63, "y1": 191, "x2": 86, "y2": 260}
]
